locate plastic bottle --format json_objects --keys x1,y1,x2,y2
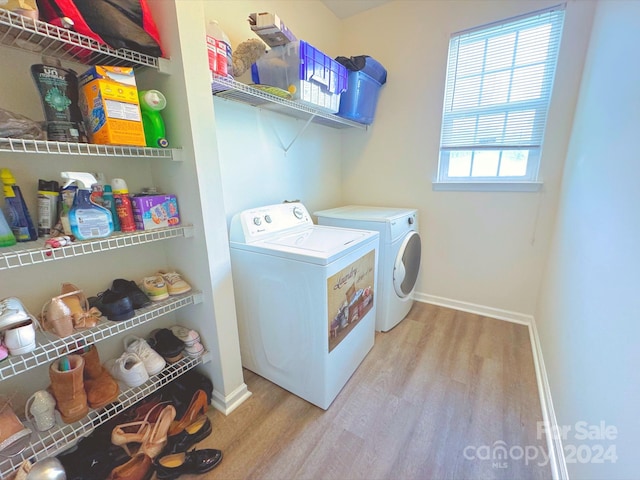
[
  {"x1": 139, "y1": 90, "x2": 169, "y2": 148},
  {"x1": 1, "y1": 168, "x2": 37, "y2": 242},
  {"x1": 111, "y1": 178, "x2": 136, "y2": 232},
  {"x1": 206, "y1": 20, "x2": 232, "y2": 80},
  {"x1": 0, "y1": 209, "x2": 16, "y2": 247},
  {"x1": 37, "y1": 179, "x2": 59, "y2": 237},
  {"x1": 101, "y1": 185, "x2": 120, "y2": 232},
  {"x1": 60, "y1": 172, "x2": 114, "y2": 240},
  {"x1": 58, "y1": 183, "x2": 77, "y2": 236}
]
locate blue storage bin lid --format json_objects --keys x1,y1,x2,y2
[{"x1": 335, "y1": 55, "x2": 387, "y2": 85}]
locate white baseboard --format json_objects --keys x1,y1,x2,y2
[
  {"x1": 414, "y1": 292, "x2": 533, "y2": 325},
  {"x1": 211, "y1": 383, "x2": 252, "y2": 415},
  {"x1": 414, "y1": 291, "x2": 567, "y2": 479}
]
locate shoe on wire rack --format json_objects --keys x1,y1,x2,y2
[
  {"x1": 105, "y1": 352, "x2": 149, "y2": 388},
  {"x1": 140, "y1": 275, "x2": 169, "y2": 302},
  {"x1": 111, "y1": 279, "x2": 152, "y2": 309},
  {"x1": 123, "y1": 335, "x2": 166, "y2": 376},
  {"x1": 158, "y1": 271, "x2": 192, "y2": 296}
]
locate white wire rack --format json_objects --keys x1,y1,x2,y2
[
  {"x1": 0, "y1": 291, "x2": 203, "y2": 382},
  {"x1": 0, "y1": 8, "x2": 158, "y2": 68},
  {"x1": 0, "y1": 353, "x2": 210, "y2": 478},
  {"x1": 0, "y1": 226, "x2": 194, "y2": 271},
  {"x1": 0, "y1": 137, "x2": 180, "y2": 160},
  {"x1": 211, "y1": 74, "x2": 366, "y2": 130}
]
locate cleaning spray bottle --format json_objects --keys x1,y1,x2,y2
[
  {"x1": 1, "y1": 168, "x2": 37, "y2": 242},
  {"x1": 139, "y1": 90, "x2": 169, "y2": 148},
  {"x1": 60, "y1": 172, "x2": 113, "y2": 240}
]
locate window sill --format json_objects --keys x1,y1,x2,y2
[{"x1": 431, "y1": 181, "x2": 543, "y2": 192}]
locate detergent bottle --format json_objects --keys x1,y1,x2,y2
[
  {"x1": 139, "y1": 90, "x2": 169, "y2": 148},
  {"x1": 60, "y1": 172, "x2": 113, "y2": 240},
  {"x1": 1, "y1": 168, "x2": 37, "y2": 242}
]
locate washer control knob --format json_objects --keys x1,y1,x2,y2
[
  {"x1": 264, "y1": 215, "x2": 272, "y2": 223},
  {"x1": 293, "y1": 206, "x2": 304, "y2": 219},
  {"x1": 253, "y1": 217, "x2": 262, "y2": 226},
  {"x1": 408, "y1": 216, "x2": 414, "y2": 225}
]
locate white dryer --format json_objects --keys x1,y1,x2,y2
[
  {"x1": 315, "y1": 206, "x2": 421, "y2": 332},
  {"x1": 229, "y1": 202, "x2": 379, "y2": 410}
]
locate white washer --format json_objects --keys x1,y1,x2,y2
[
  {"x1": 315, "y1": 206, "x2": 421, "y2": 332},
  {"x1": 229, "y1": 202, "x2": 379, "y2": 410}
]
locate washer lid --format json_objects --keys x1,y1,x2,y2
[{"x1": 234, "y1": 225, "x2": 379, "y2": 265}]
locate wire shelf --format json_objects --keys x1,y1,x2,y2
[
  {"x1": 0, "y1": 292, "x2": 202, "y2": 382},
  {"x1": 0, "y1": 137, "x2": 179, "y2": 159},
  {"x1": 0, "y1": 8, "x2": 158, "y2": 68},
  {"x1": 0, "y1": 353, "x2": 209, "y2": 478},
  {"x1": 211, "y1": 74, "x2": 366, "y2": 130},
  {"x1": 0, "y1": 226, "x2": 194, "y2": 271}
]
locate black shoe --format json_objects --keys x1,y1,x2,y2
[
  {"x1": 149, "y1": 328, "x2": 185, "y2": 363},
  {"x1": 58, "y1": 440, "x2": 129, "y2": 480},
  {"x1": 154, "y1": 448, "x2": 222, "y2": 480},
  {"x1": 88, "y1": 289, "x2": 135, "y2": 321},
  {"x1": 111, "y1": 278, "x2": 152, "y2": 309},
  {"x1": 164, "y1": 415, "x2": 212, "y2": 455}
]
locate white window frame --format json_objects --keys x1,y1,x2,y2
[{"x1": 434, "y1": 4, "x2": 565, "y2": 192}]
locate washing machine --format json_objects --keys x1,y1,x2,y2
[
  {"x1": 315, "y1": 206, "x2": 421, "y2": 332},
  {"x1": 229, "y1": 202, "x2": 379, "y2": 410}
]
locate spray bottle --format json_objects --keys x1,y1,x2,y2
[
  {"x1": 139, "y1": 90, "x2": 169, "y2": 148},
  {"x1": 60, "y1": 172, "x2": 113, "y2": 241},
  {"x1": 1, "y1": 168, "x2": 37, "y2": 242}
]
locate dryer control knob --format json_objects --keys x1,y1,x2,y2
[
  {"x1": 264, "y1": 215, "x2": 272, "y2": 223},
  {"x1": 408, "y1": 217, "x2": 414, "y2": 225},
  {"x1": 293, "y1": 206, "x2": 304, "y2": 219},
  {"x1": 253, "y1": 217, "x2": 262, "y2": 226}
]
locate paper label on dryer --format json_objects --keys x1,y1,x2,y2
[{"x1": 327, "y1": 250, "x2": 375, "y2": 352}]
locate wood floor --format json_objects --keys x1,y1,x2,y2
[{"x1": 189, "y1": 302, "x2": 550, "y2": 480}]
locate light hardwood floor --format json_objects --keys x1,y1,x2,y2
[{"x1": 190, "y1": 302, "x2": 550, "y2": 480}]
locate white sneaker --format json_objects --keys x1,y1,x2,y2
[
  {"x1": 169, "y1": 325, "x2": 200, "y2": 347},
  {"x1": 123, "y1": 335, "x2": 166, "y2": 376},
  {"x1": 0, "y1": 297, "x2": 34, "y2": 331},
  {"x1": 158, "y1": 271, "x2": 192, "y2": 296},
  {"x1": 4, "y1": 320, "x2": 36, "y2": 355},
  {"x1": 106, "y1": 352, "x2": 149, "y2": 388},
  {"x1": 184, "y1": 341, "x2": 204, "y2": 358}
]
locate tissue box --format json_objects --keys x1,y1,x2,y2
[
  {"x1": 248, "y1": 12, "x2": 296, "y2": 47},
  {"x1": 131, "y1": 194, "x2": 180, "y2": 230},
  {"x1": 78, "y1": 66, "x2": 146, "y2": 146}
]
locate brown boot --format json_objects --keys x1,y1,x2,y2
[
  {"x1": 49, "y1": 354, "x2": 88, "y2": 423},
  {"x1": 0, "y1": 397, "x2": 32, "y2": 456},
  {"x1": 81, "y1": 345, "x2": 120, "y2": 409}
]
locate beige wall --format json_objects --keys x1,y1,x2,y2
[{"x1": 338, "y1": 0, "x2": 595, "y2": 316}]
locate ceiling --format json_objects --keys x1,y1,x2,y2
[{"x1": 321, "y1": 0, "x2": 392, "y2": 19}]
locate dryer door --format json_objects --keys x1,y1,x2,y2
[{"x1": 393, "y1": 231, "x2": 421, "y2": 298}]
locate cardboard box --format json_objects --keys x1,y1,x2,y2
[
  {"x1": 79, "y1": 66, "x2": 146, "y2": 146},
  {"x1": 249, "y1": 12, "x2": 297, "y2": 47},
  {"x1": 131, "y1": 194, "x2": 180, "y2": 231}
]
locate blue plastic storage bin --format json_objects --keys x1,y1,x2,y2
[{"x1": 337, "y1": 56, "x2": 387, "y2": 125}]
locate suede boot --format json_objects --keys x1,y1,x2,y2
[
  {"x1": 81, "y1": 345, "x2": 120, "y2": 409},
  {"x1": 49, "y1": 354, "x2": 89, "y2": 424}
]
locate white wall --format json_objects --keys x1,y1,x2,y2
[
  {"x1": 338, "y1": 0, "x2": 594, "y2": 316},
  {"x1": 536, "y1": 1, "x2": 640, "y2": 477},
  {"x1": 205, "y1": 1, "x2": 346, "y2": 223}
]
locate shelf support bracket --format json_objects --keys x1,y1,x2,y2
[{"x1": 282, "y1": 115, "x2": 315, "y2": 153}]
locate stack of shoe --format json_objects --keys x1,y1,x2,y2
[
  {"x1": 170, "y1": 325, "x2": 204, "y2": 358},
  {"x1": 148, "y1": 329, "x2": 184, "y2": 364},
  {"x1": 0, "y1": 297, "x2": 39, "y2": 356}
]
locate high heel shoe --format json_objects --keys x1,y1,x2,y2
[
  {"x1": 140, "y1": 404, "x2": 176, "y2": 459},
  {"x1": 168, "y1": 389, "x2": 208, "y2": 436},
  {"x1": 112, "y1": 402, "x2": 170, "y2": 456}
]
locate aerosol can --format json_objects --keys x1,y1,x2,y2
[
  {"x1": 139, "y1": 90, "x2": 168, "y2": 148},
  {"x1": 60, "y1": 172, "x2": 113, "y2": 240}
]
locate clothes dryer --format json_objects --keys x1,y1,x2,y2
[
  {"x1": 229, "y1": 202, "x2": 379, "y2": 409},
  {"x1": 315, "y1": 206, "x2": 421, "y2": 332}
]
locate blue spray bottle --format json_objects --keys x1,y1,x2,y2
[
  {"x1": 60, "y1": 172, "x2": 114, "y2": 241},
  {"x1": 139, "y1": 90, "x2": 169, "y2": 148}
]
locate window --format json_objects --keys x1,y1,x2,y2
[{"x1": 436, "y1": 5, "x2": 565, "y2": 188}]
